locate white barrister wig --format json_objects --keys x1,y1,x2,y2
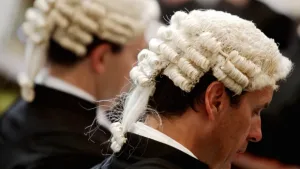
[
  {"x1": 18, "y1": 0, "x2": 160, "y2": 102},
  {"x1": 109, "y1": 10, "x2": 293, "y2": 153}
]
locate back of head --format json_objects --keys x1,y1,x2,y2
[
  {"x1": 107, "y1": 10, "x2": 293, "y2": 153},
  {"x1": 18, "y1": 0, "x2": 160, "y2": 102}
]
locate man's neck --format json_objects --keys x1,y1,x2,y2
[
  {"x1": 46, "y1": 64, "x2": 97, "y2": 101},
  {"x1": 145, "y1": 115, "x2": 224, "y2": 169}
]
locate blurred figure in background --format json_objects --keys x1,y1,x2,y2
[
  {"x1": 158, "y1": 0, "x2": 296, "y2": 51},
  {"x1": 0, "y1": 0, "x2": 160, "y2": 169},
  {"x1": 216, "y1": 0, "x2": 296, "y2": 51}
]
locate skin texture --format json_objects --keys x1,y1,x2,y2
[
  {"x1": 50, "y1": 35, "x2": 146, "y2": 102},
  {"x1": 93, "y1": 35, "x2": 147, "y2": 100},
  {"x1": 146, "y1": 82, "x2": 273, "y2": 169}
]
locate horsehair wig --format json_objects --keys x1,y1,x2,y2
[
  {"x1": 18, "y1": 0, "x2": 160, "y2": 102},
  {"x1": 109, "y1": 10, "x2": 293, "y2": 153}
]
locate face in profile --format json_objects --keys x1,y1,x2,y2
[{"x1": 214, "y1": 86, "x2": 273, "y2": 168}]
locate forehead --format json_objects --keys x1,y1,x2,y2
[{"x1": 243, "y1": 86, "x2": 274, "y2": 107}]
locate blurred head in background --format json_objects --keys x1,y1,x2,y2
[
  {"x1": 257, "y1": 0, "x2": 300, "y2": 20},
  {"x1": 19, "y1": 0, "x2": 160, "y2": 103},
  {"x1": 257, "y1": 0, "x2": 300, "y2": 37},
  {"x1": 215, "y1": 0, "x2": 297, "y2": 51}
]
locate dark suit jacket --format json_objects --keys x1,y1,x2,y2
[
  {"x1": 0, "y1": 85, "x2": 111, "y2": 169},
  {"x1": 92, "y1": 133, "x2": 209, "y2": 169}
]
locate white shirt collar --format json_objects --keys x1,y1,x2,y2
[
  {"x1": 131, "y1": 122, "x2": 198, "y2": 159},
  {"x1": 35, "y1": 70, "x2": 96, "y2": 103}
]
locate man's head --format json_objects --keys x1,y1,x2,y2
[
  {"x1": 47, "y1": 34, "x2": 146, "y2": 101},
  {"x1": 18, "y1": 0, "x2": 160, "y2": 102},
  {"x1": 108, "y1": 10, "x2": 293, "y2": 169}
]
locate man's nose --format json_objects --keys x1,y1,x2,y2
[{"x1": 247, "y1": 118, "x2": 262, "y2": 142}]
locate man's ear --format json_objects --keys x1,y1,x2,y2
[
  {"x1": 89, "y1": 44, "x2": 111, "y2": 74},
  {"x1": 204, "y1": 81, "x2": 228, "y2": 121}
]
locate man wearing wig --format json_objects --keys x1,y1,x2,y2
[
  {"x1": 92, "y1": 10, "x2": 293, "y2": 169},
  {"x1": 0, "y1": 0, "x2": 160, "y2": 169}
]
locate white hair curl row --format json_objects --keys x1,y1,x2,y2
[
  {"x1": 131, "y1": 28, "x2": 262, "y2": 95},
  {"x1": 109, "y1": 10, "x2": 293, "y2": 153},
  {"x1": 23, "y1": 0, "x2": 143, "y2": 54}
]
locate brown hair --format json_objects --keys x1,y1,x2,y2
[
  {"x1": 108, "y1": 70, "x2": 244, "y2": 122},
  {"x1": 47, "y1": 37, "x2": 123, "y2": 66}
]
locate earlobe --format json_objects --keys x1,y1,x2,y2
[
  {"x1": 204, "y1": 82, "x2": 226, "y2": 121},
  {"x1": 90, "y1": 44, "x2": 111, "y2": 74}
]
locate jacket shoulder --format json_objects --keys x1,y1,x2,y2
[
  {"x1": 91, "y1": 157, "x2": 181, "y2": 169},
  {"x1": 126, "y1": 159, "x2": 178, "y2": 169}
]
